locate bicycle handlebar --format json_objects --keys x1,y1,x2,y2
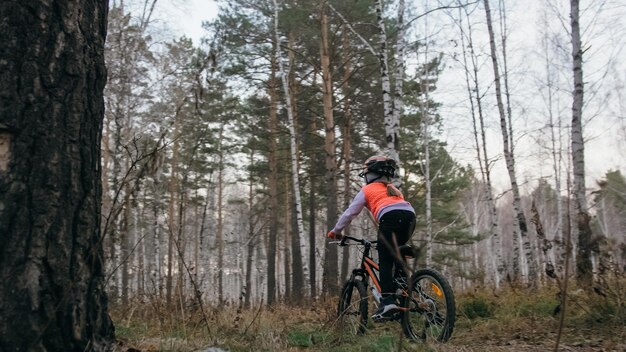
[{"x1": 331, "y1": 235, "x2": 378, "y2": 247}]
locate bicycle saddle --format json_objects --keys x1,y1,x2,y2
[{"x1": 399, "y1": 245, "x2": 421, "y2": 259}]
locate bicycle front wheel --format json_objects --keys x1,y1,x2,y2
[
  {"x1": 401, "y1": 268, "x2": 455, "y2": 342},
  {"x1": 337, "y1": 279, "x2": 368, "y2": 335}
]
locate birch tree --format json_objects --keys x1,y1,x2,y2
[
  {"x1": 569, "y1": 0, "x2": 593, "y2": 285},
  {"x1": 455, "y1": 2, "x2": 504, "y2": 287},
  {"x1": 483, "y1": 0, "x2": 536, "y2": 286},
  {"x1": 392, "y1": 0, "x2": 406, "y2": 144},
  {"x1": 272, "y1": 0, "x2": 308, "y2": 299},
  {"x1": 374, "y1": 0, "x2": 399, "y2": 162}
]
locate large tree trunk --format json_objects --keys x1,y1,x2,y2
[
  {"x1": 272, "y1": 3, "x2": 307, "y2": 300},
  {"x1": 391, "y1": 0, "x2": 405, "y2": 156},
  {"x1": 569, "y1": 0, "x2": 593, "y2": 286},
  {"x1": 217, "y1": 125, "x2": 225, "y2": 303},
  {"x1": 308, "y1": 172, "x2": 317, "y2": 298},
  {"x1": 245, "y1": 150, "x2": 255, "y2": 308},
  {"x1": 267, "y1": 42, "x2": 280, "y2": 305},
  {"x1": 320, "y1": 5, "x2": 339, "y2": 295},
  {"x1": 151, "y1": 180, "x2": 163, "y2": 297},
  {"x1": 308, "y1": 71, "x2": 319, "y2": 299},
  {"x1": 121, "y1": 180, "x2": 132, "y2": 306},
  {"x1": 0, "y1": 0, "x2": 115, "y2": 349},
  {"x1": 284, "y1": 179, "x2": 292, "y2": 301},
  {"x1": 340, "y1": 28, "x2": 353, "y2": 283},
  {"x1": 374, "y1": 0, "x2": 398, "y2": 161}
]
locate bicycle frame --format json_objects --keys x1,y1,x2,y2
[
  {"x1": 349, "y1": 238, "x2": 382, "y2": 295},
  {"x1": 340, "y1": 236, "x2": 410, "y2": 302},
  {"x1": 336, "y1": 235, "x2": 455, "y2": 341}
]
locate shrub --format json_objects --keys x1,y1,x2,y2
[{"x1": 459, "y1": 295, "x2": 494, "y2": 319}]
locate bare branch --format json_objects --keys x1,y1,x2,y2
[{"x1": 327, "y1": 3, "x2": 377, "y2": 57}]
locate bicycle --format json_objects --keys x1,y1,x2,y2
[{"x1": 334, "y1": 235, "x2": 455, "y2": 342}]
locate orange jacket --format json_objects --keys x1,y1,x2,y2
[
  {"x1": 362, "y1": 182, "x2": 405, "y2": 219},
  {"x1": 331, "y1": 182, "x2": 413, "y2": 234}
]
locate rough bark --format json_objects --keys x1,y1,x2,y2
[
  {"x1": 307, "y1": 68, "x2": 319, "y2": 299},
  {"x1": 391, "y1": 0, "x2": 405, "y2": 154},
  {"x1": 374, "y1": 0, "x2": 399, "y2": 161},
  {"x1": 340, "y1": 28, "x2": 353, "y2": 283},
  {"x1": 217, "y1": 125, "x2": 225, "y2": 303},
  {"x1": 0, "y1": 0, "x2": 115, "y2": 349},
  {"x1": 245, "y1": 150, "x2": 255, "y2": 308},
  {"x1": 284, "y1": 178, "x2": 292, "y2": 301},
  {"x1": 267, "y1": 41, "x2": 280, "y2": 305},
  {"x1": 320, "y1": 5, "x2": 339, "y2": 295},
  {"x1": 569, "y1": 0, "x2": 593, "y2": 286}
]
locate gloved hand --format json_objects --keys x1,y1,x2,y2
[{"x1": 327, "y1": 231, "x2": 343, "y2": 240}]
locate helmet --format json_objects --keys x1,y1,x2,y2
[{"x1": 358, "y1": 156, "x2": 396, "y2": 178}]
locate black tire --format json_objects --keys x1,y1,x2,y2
[
  {"x1": 401, "y1": 268, "x2": 456, "y2": 342},
  {"x1": 337, "y1": 279, "x2": 369, "y2": 335}
]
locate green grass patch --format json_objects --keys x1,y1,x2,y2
[
  {"x1": 514, "y1": 294, "x2": 559, "y2": 318},
  {"x1": 287, "y1": 329, "x2": 332, "y2": 347},
  {"x1": 459, "y1": 295, "x2": 494, "y2": 319}
]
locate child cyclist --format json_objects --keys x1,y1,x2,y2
[{"x1": 327, "y1": 156, "x2": 416, "y2": 320}]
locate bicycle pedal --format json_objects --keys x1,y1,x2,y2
[
  {"x1": 371, "y1": 312, "x2": 401, "y2": 322},
  {"x1": 371, "y1": 314, "x2": 391, "y2": 322}
]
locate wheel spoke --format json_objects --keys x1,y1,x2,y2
[
  {"x1": 401, "y1": 269, "x2": 455, "y2": 342},
  {"x1": 337, "y1": 280, "x2": 369, "y2": 335}
]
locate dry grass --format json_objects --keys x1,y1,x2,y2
[{"x1": 111, "y1": 282, "x2": 626, "y2": 352}]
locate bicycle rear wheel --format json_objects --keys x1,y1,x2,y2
[
  {"x1": 401, "y1": 268, "x2": 455, "y2": 342},
  {"x1": 337, "y1": 279, "x2": 368, "y2": 335}
]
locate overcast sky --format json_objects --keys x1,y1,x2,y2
[
  {"x1": 152, "y1": 0, "x2": 625, "y2": 193},
  {"x1": 160, "y1": 0, "x2": 218, "y2": 44}
]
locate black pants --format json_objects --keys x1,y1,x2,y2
[{"x1": 377, "y1": 210, "x2": 416, "y2": 299}]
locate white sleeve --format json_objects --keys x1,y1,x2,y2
[{"x1": 331, "y1": 190, "x2": 366, "y2": 234}]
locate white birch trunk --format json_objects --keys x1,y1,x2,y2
[
  {"x1": 570, "y1": 0, "x2": 587, "y2": 209},
  {"x1": 391, "y1": 0, "x2": 405, "y2": 163},
  {"x1": 499, "y1": 0, "x2": 538, "y2": 286},
  {"x1": 570, "y1": 0, "x2": 593, "y2": 285},
  {"x1": 271, "y1": 0, "x2": 309, "y2": 288},
  {"x1": 326, "y1": 1, "x2": 400, "y2": 165},
  {"x1": 483, "y1": 0, "x2": 535, "y2": 286},
  {"x1": 374, "y1": 0, "x2": 398, "y2": 161}
]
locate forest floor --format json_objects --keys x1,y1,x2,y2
[{"x1": 113, "y1": 286, "x2": 625, "y2": 352}]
